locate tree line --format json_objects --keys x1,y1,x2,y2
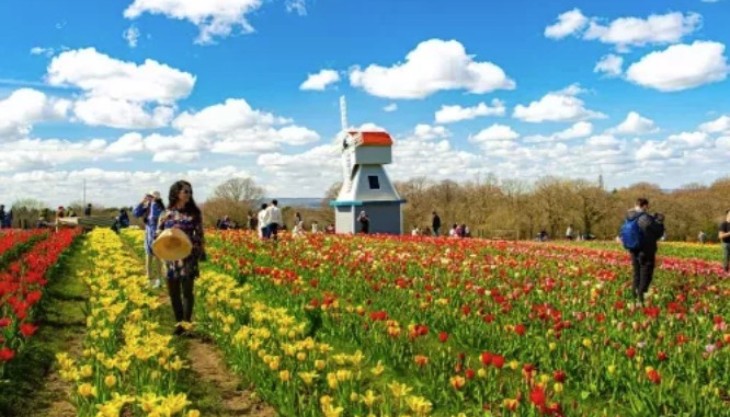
[{"x1": 5, "y1": 176, "x2": 730, "y2": 242}]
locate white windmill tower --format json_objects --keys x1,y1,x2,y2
[{"x1": 330, "y1": 97, "x2": 404, "y2": 234}]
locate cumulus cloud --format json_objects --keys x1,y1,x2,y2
[
  {"x1": 47, "y1": 48, "x2": 195, "y2": 103},
  {"x1": 513, "y1": 84, "x2": 605, "y2": 123},
  {"x1": 383, "y1": 103, "x2": 398, "y2": 112},
  {"x1": 584, "y1": 12, "x2": 702, "y2": 50},
  {"x1": 412, "y1": 124, "x2": 451, "y2": 141},
  {"x1": 544, "y1": 9, "x2": 588, "y2": 39},
  {"x1": 349, "y1": 39, "x2": 515, "y2": 99},
  {"x1": 546, "y1": 10, "x2": 702, "y2": 50},
  {"x1": 124, "y1": 0, "x2": 264, "y2": 44},
  {"x1": 699, "y1": 115, "x2": 730, "y2": 133},
  {"x1": 626, "y1": 41, "x2": 729, "y2": 91},
  {"x1": 300, "y1": 69, "x2": 340, "y2": 91},
  {"x1": 594, "y1": 54, "x2": 624, "y2": 77},
  {"x1": 470, "y1": 124, "x2": 519, "y2": 143},
  {"x1": 0, "y1": 137, "x2": 107, "y2": 171},
  {"x1": 524, "y1": 121, "x2": 593, "y2": 143},
  {"x1": 0, "y1": 89, "x2": 71, "y2": 140},
  {"x1": 172, "y1": 98, "x2": 320, "y2": 155},
  {"x1": 609, "y1": 111, "x2": 658, "y2": 135},
  {"x1": 434, "y1": 99, "x2": 506, "y2": 124},
  {"x1": 46, "y1": 48, "x2": 195, "y2": 129},
  {"x1": 0, "y1": 166, "x2": 257, "y2": 207},
  {"x1": 73, "y1": 97, "x2": 174, "y2": 129}
]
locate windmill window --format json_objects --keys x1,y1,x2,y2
[{"x1": 368, "y1": 175, "x2": 380, "y2": 190}]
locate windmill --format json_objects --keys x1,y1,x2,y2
[{"x1": 329, "y1": 97, "x2": 405, "y2": 234}]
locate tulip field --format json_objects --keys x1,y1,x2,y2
[
  {"x1": 1, "y1": 227, "x2": 729, "y2": 417},
  {"x1": 203, "y1": 232, "x2": 730, "y2": 417}
]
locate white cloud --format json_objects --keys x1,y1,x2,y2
[
  {"x1": 0, "y1": 89, "x2": 70, "y2": 140},
  {"x1": 699, "y1": 115, "x2": 730, "y2": 133},
  {"x1": 47, "y1": 48, "x2": 195, "y2": 104},
  {"x1": 524, "y1": 121, "x2": 594, "y2": 143},
  {"x1": 300, "y1": 69, "x2": 340, "y2": 91},
  {"x1": 123, "y1": 25, "x2": 141, "y2": 48},
  {"x1": 124, "y1": 0, "x2": 264, "y2": 44},
  {"x1": 285, "y1": 0, "x2": 307, "y2": 16},
  {"x1": 584, "y1": 12, "x2": 702, "y2": 50},
  {"x1": 609, "y1": 111, "x2": 658, "y2": 135},
  {"x1": 349, "y1": 39, "x2": 515, "y2": 99},
  {"x1": 470, "y1": 124, "x2": 519, "y2": 142},
  {"x1": 668, "y1": 131, "x2": 709, "y2": 148},
  {"x1": 30, "y1": 47, "x2": 55, "y2": 57},
  {"x1": 412, "y1": 124, "x2": 451, "y2": 141},
  {"x1": 0, "y1": 137, "x2": 107, "y2": 171},
  {"x1": 105, "y1": 132, "x2": 146, "y2": 156},
  {"x1": 513, "y1": 84, "x2": 605, "y2": 123},
  {"x1": 544, "y1": 9, "x2": 588, "y2": 39},
  {"x1": 0, "y1": 166, "x2": 257, "y2": 207},
  {"x1": 383, "y1": 103, "x2": 398, "y2": 112},
  {"x1": 635, "y1": 140, "x2": 679, "y2": 161},
  {"x1": 594, "y1": 54, "x2": 623, "y2": 77},
  {"x1": 46, "y1": 48, "x2": 195, "y2": 129},
  {"x1": 172, "y1": 98, "x2": 319, "y2": 155},
  {"x1": 73, "y1": 98, "x2": 174, "y2": 129},
  {"x1": 434, "y1": 99, "x2": 505, "y2": 124},
  {"x1": 626, "y1": 41, "x2": 729, "y2": 91}
]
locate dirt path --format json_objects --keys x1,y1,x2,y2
[
  {"x1": 186, "y1": 339, "x2": 277, "y2": 417},
  {"x1": 119, "y1": 233, "x2": 277, "y2": 416}
]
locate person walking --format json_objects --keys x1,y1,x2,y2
[
  {"x1": 133, "y1": 191, "x2": 165, "y2": 288},
  {"x1": 718, "y1": 210, "x2": 730, "y2": 272},
  {"x1": 266, "y1": 200, "x2": 283, "y2": 240},
  {"x1": 432, "y1": 211, "x2": 441, "y2": 236},
  {"x1": 258, "y1": 203, "x2": 269, "y2": 238},
  {"x1": 157, "y1": 180, "x2": 205, "y2": 335},
  {"x1": 621, "y1": 198, "x2": 665, "y2": 306},
  {"x1": 357, "y1": 210, "x2": 370, "y2": 234},
  {"x1": 565, "y1": 224, "x2": 574, "y2": 241},
  {"x1": 84, "y1": 203, "x2": 92, "y2": 217},
  {"x1": 698, "y1": 231, "x2": 707, "y2": 244}
]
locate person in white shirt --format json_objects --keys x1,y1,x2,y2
[
  {"x1": 311, "y1": 221, "x2": 319, "y2": 234},
  {"x1": 257, "y1": 203, "x2": 269, "y2": 239},
  {"x1": 266, "y1": 199, "x2": 283, "y2": 240},
  {"x1": 565, "y1": 224, "x2": 574, "y2": 241},
  {"x1": 411, "y1": 226, "x2": 420, "y2": 236}
]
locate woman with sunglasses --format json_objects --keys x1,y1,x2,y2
[{"x1": 157, "y1": 180, "x2": 205, "y2": 335}]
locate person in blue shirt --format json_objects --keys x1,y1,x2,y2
[{"x1": 133, "y1": 191, "x2": 165, "y2": 288}]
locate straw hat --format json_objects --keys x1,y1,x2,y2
[
  {"x1": 152, "y1": 228, "x2": 193, "y2": 261},
  {"x1": 147, "y1": 190, "x2": 161, "y2": 199}
]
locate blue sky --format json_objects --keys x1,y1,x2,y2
[{"x1": 1, "y1": 0, "x2": 730, "y2": 206}]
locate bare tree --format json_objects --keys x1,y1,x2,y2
[{"x1": 212, "y1": 178, "x2": 265, "y2": 204}]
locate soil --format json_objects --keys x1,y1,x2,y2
[{"x1": 186, "y1": 338, "x2": 278, "y2": 417}]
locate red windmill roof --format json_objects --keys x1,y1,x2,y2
[{"x1": 348, "y1": 131, "x2": 393, "y2": 146}]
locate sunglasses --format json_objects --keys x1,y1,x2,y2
[{"x1": 181, "y1": 189, "x2": 192, "y2": 194}]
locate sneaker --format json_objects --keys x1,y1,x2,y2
[{"x1": 173, "y1": 325, "x2": 185, "y2": 336}]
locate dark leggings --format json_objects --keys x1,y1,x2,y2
[
  {"x1": 631, "y1": 250, "x2": 656, "y2": 302},
  {"x1": 167, "y1": 277, "x2": 195, "y2": 322}
]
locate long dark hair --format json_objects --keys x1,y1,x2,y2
[{"x1": 168, "y1": 180, "x2": 201, "y2": 222}]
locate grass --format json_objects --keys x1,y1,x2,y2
[{"x1": 0, "y1": 236, "x2": 88, "y2": 417}]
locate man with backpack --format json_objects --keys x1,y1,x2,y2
[{"x1": 621, "y1": 198, "x2": 665, "y2": 306}]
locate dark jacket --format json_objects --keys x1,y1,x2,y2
[
  {"x1": 432, "y1": 214, "x2": 441, "y2": 229},
  {"x1": 626, "y1": 209, "x2": 665, "y2": 252}
]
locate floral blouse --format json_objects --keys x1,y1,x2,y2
[{"x1": 157, "y1": 209, "x2": 205, "y2": 280}]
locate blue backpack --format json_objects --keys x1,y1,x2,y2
[{"x1": 620, "y1": 216, "x2": 643, "y2": 251}]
